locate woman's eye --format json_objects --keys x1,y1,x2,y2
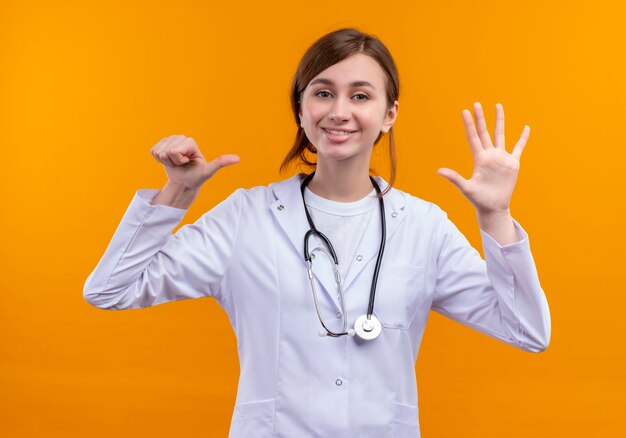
[
  {"x1": 353, "y1": 93, "x2": 369, "y2": 101},
  {"x1": 315, "y1": 91, "x2": 332, "y2": 98}
]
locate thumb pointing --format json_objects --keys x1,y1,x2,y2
[{"x1": 204, "y1": 154, "x2": 241, "y2": 180}]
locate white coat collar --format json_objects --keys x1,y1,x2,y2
[{"x1": 269, "y1": 174, "x2": 407, "y2": 310}]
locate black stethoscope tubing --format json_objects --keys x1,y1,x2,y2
[{"x1": 300, "y1": 172, "x2": 386, "y2": 329}]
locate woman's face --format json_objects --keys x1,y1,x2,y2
[{"x1": 299, "y1": 53, "x2": 398, "y2": 165}]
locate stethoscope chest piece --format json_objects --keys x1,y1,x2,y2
[{"x1": 354, "y1": 314, "x2": 382, "y2": 341}]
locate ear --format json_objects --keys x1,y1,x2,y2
[{"x1": 381, "y1": 100, "x2": 399, "y2": 134}]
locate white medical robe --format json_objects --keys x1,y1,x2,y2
[{"x1": 84, "y1": 174, "x2": 551, "y2": 437}]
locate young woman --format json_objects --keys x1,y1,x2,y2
[{"x1": 84, "y1": 28, "x2": 550, "y2": 437}]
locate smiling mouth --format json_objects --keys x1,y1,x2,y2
[{"x1": 322, "y1": 128, "x2": 356, "y2": 136}]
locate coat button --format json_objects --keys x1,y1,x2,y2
[
  {"x1": 336, "y1": 312, "x2": 342, "y2": 319},
  {"x1": 356, "y1": 255, "x2": 363, "y2": 261},
  {"x1": 335, "y1": 379, "x2": 343, "y2": 386},
  {"x1": 277, "y1": 204, "x2": 284, "y2": 211},
  {"x1": 391, "y1": 212, "x2": 398, "y2": 218}
]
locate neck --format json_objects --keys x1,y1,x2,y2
[{"x1": 308, "y1": 159, "x2": 374, "y2": 202}]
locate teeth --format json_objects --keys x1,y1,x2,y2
[{"x1": 325, "y1": 129, "x2": 353, "y2": 136}]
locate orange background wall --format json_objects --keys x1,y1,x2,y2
[{"x1": 1, "y1": 0, "x2": 624, "y2": 436}]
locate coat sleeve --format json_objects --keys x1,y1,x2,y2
[
  {"x1": 430, "y1": 210, "x2": 551, "y2": 352},
  {"x1": 83, "y1": 188, "x2": 242, "y2": 310}
]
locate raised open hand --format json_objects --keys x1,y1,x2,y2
[{"x1": 436, "y1": 103, "x2": 530, "y2": 215}]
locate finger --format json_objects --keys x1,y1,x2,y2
[
  {"x1": 203, "y1": 154, "x2": 241, "y2": 179},
  {"x1": 168, "y1": 138, "x2": 201, "y2": 161},
  {"x1": 512, "y1": 125, "x2": 530, "y2": 160},
  {"x1": 494, "y1": 103, "x2": 505, "y2": 149},
  {"x1": 158, "y1": 134, "x2": 180, "y2": 148},
  {"x1": 462, "y1": 109, "x2": 483, "y2": 158},
  {"x1": 473, "y1": 102, "x2": 494, "y2": 148},
  {"x1": 157, "y1": 150, "x2": 177, "y2": 167},
  {"x1": 217, "y1": 154, "x2": 241, "y2": 167},
  {"x1": 151, "y1": 138, "x2": 168, "y2": 155},
  {"x1": 153, "y1": 134, "x2": 177, "y2": 148},
  {"x1": 151, "y1": 136, "x2": 186, "y2": 167},
  {"x1": 167, "y1": 149, "x2": 191, "y2": 165},
  {"x1": 150, "y1": 148, "x2": 170, "y2": 166},
  {"x1": 153, "y1": 135, "x2": 182, "y2": 155},
  {"x1": 436, "y1": 167, "x2": 470, "y2": 193}
]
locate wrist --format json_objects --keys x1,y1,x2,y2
[
  {"x1": 164, "y1": 180, "x2": 201, "y2": 194},
  {"x1": 476, "y1": 209, "x2": 519, "y2": 245},
  {"x1": 477, "y1": 208, "x2": 511, "y2": 230},
  {"x1": 150, "y1": 181, "x2": 200, "y2": 209},
  {"x1": 476, "y1": 207, "x2": 511, "y2": 221}
]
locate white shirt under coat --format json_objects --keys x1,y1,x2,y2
[
  {"x1": 303, "y1": 186, "x2": 377, "y2": 281},
  {"x1": 84, "y1": 174, "x2": 551, "y2": 438}
]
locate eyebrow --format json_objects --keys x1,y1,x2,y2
[{"x1": 308, "y1": 78, "x2": 377, "y2": 90}]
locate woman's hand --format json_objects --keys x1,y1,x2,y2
[
  {"x1": 150, "y1": 135, "x2": 240, "y2": 191},
  {"x1": 437, "y1": 103, "x2": 530, "y2": 216}
]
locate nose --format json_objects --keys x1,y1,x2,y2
[{"x1": 329, "y1": 98, "x2": 350, "y2": 123}]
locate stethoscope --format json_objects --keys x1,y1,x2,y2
[{"x1": 300, "y1": 172, "x2": 386, "y2": 341}]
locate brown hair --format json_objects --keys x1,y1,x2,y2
[{"x1": 280, "y1": 28, "x2": 400, "y2": 194}]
